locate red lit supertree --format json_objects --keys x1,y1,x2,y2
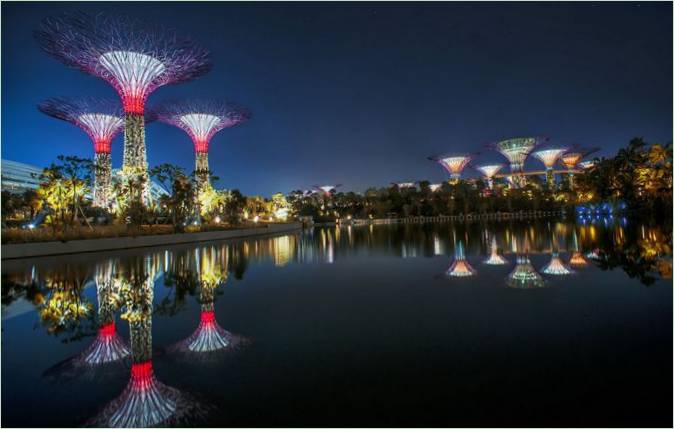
[
  {"x1": 38, "y1": 97, "x2": 124, "y2": 208},
  {"x1": 429, "y1": 154, "x2": 474, "y2": 184},
  {"x1": 151, "y1": 100, "x2": 251, "y2": 192},
  {"x1": 35, "y1": 12, "x2": 212, "y2": 202},
  {"x1": 171, "y1": 247, "x2": 244, "y2": 359},
  {"x1": 90, "y1": 257, "x2": 203, "y2": 427},
  {"x1": 313, "y1": 184, "x2": 343, "y2": 197}
]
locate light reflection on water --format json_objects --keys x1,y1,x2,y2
[{"x1": 1, "y1": 218, "x2": 672, "y2": 427}]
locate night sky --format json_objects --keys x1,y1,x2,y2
[{"x1": 2, "y1": 2, "x2": 672, "y2": 196}]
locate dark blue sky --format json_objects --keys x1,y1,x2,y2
[{"x1": 2, "y1": 2, "x2": 672, "y2": 195}]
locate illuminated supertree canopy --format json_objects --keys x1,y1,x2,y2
[
  {"x1": 152, "y1": 100, "x2": 251, "y2": 190},
  {"x1": 484, "y1": 236, "x2": 508, "y2": 265},
  {"x1": 446, "y1": 241, "x2": 476, "y2": 277},
  {"x1": 578, "y1": 160, "x2": 596, "y2": 169},
  {"x1": 429, "y1": 183, "x2": 443, "y2": 192},
  {"x1": 38, "y1": 97, "x2": 124, "y2": 208},
  {"x1": 494, "y1": 137, "x2": 544, "y2": 172},
  {"x1": 36, "y1": 12, "x2": 213, "y2": 201},
  {"x1": 476, "y1": 164, "x2": 504, "y2": 190},
  {"x1": 429, "y1": 154, "x2": 473, "y2": 181},
  {"x1": 561, "y1": 147, "x2": 599, "y2": 169},
  {"x1": 507, "y1": 254, "x2": 546, "y2": 288},
  {"x1": 532, "y1": 148, "x2": 567, "y2": 170},
  {"x1": 392, "y1": 182, "x2": 416, "y2": 189},
  {"x1": 314, "y1": 184, "x2": 342, "y2": 196},
  {"x1": 569, "y1": 231, "x2": 588, "y2": 267}
]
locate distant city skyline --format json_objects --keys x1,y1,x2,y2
[{"x1": 2, "y1": 2, "x2": 672, "y2": 195}]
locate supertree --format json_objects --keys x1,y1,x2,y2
[
  {"x1": 532, "y1": 148, "x2": 567, "y2": 190},
  {"x1": 38, "y1": 97, "x2": 124, "y2": 208},
  {"x1": 151, "y1": 100, "x2": 251, "y2": 193},
  {"x1": 506, "y1": 237, "x2": 545, "y2": 289},
  {"x1": 541, "y1": 252, "x2": 573, "y2": 275},
  {"x1": 446, "y1": 240, "x2": 476, "y2": 277},
  {"x1": 578, "y1": 160, "x2": 596, "y2": 170},
  {"x1": 171, "y1": 247, "x2": 243, "y2": 358},
  {"x1": 476, "y1": 164, "x2": 504, "y2": 191},
  {"x1": 35, "y1": 12, "x2": 213, "y2": 203},
  {"x1": 313, "y1": 184, "x2": 342, "y2": 197},
  {"x1": 429, "y1": 154, "x2": 473, "y2": 184},
  {"x1": 90, "y1": 258, "x2": 202, "y2": 427},
  {"x1": 569, "y1": 230, "x2": 588, "y2": 267},
  {"x1": 561, "y1": 147, "x2": 599, "y2": 188},
  {"x1": 484, "y1": 236, "x2": 508, "y2": 265},
  {"x1": 429, "y1": 183, "x2": 443, "y2": 192},
  {"x1": 391, "y1": 182, "x2": 416, "y2": 189},
  {"x1": 492, "y1": 137, "x2": 546, "y2": 188}
]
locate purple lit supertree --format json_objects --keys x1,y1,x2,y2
[
  {"x1": 151, "y1": 100, "x2": 251, "y2": 192},
  {"x1": 532, "y1": 148, "x2": 567, "y2": 190},
  {"x1": 476, "y1": 164, "x2": 504, "y2": 191},
  {"x1": 35, "y1": 12, "x2": 213, "y2": 202},
  {"x1": 391, "y1": 182, "x2": 416, "y2": 189},
  {"x1": 491, "y1": 137, "x2": 546, "y2": 188},
  {"x1": 38, "y1": 97, "x2": 124, "y2": 208},
  {"x1": 428, "y1": 154, "x2": 474, "y2": 184}
]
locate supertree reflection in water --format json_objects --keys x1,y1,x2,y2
[
  {"x1": 541, "y1": 232, "x2": 573, "y2": 275},
  {"x1": 43, "y1": 261, "x2": 129, "y2": 381},
  {"x1": 171, "y1": 247, "x2": 244, "y2": 358},
  {"x1": 506, "y1": 237, "x2": 545, "y2": 289},
  {"x1": 484, "y1": 236, "x2": 508, "y2": 265},
  {"x1": 89, "y1": 258, "x2": 204, "y2": 427},
  {"x1": 569, "y1": 230, "x2": 588, "y2": 267},
  {"x1": 446, "y1": 240, "x2": 476, "y2": 277}
]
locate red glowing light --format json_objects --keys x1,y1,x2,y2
[
  {"x1": 99, "y1": 322, "x2": 116, "y2": 337},
  {"x1": 131, "y1": 361, "x2": 154, "y2": 383},
  {"x1": 93, "y1": 139, "x2": 112, "y2": 154},
  {"x1": 193, "y1": 139, "x2": 209, "y2": 153},
  {"x1": 200, "y1": 310, "x2": 216, "y2": 324},
  {"x1": 122, "y1": 96, "x2": 146, "y2": 115}
]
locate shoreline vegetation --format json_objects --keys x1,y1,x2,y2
[{"x1": 2, "y1": 138, "x2": 672, "y2": 246}]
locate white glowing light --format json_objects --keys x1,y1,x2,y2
[
  {"x1": 179, "y1": 113, "x2": 221, "y2": 142},
  {"x1": 78, "y1": 113, "x2": 124, "y2": 142},
  {"x1": 429, "y1": 184, "x2": 442, "y2": 192},
  {"x1": 99, "y1": 51, "x2": 166, "y2": 100},
  {"x1": 533, "y1": 149, "x2": 566, "y2": 169},
  {"x1": 579, "y1": 160, "x2": 596, "y2": 169},
  {"x1": 496, "y1": 138, "x2": 538, "y2": 171},
  {"x1": 476, "y1": 164, "x2": 503, "y2": 178},
  {"x1": 395, "y1": 182, "x2": 416, "y2": 189},
  {"x1": 507, "y1": 255, "x2": 545, "y2": 288},
  {"x1": 484, "y1": 237, "x2": 507, "y2": 265},
  {"x1": 438, "y1": 156, "x2": 471, "y2": 179},
  {"x1": 541, "y1": 253, "x2": 573, "y2": 275},
  {"x1": 275, "y1": 207, "x2": 289, "y2": 221},
  {"x1": 561, "y1": 153, "x2": 583, "y2": 169},
  {"x1": 214, "y1": 216, "x2": 221, "y2": 224},
  {"x1": 319, "y1": 186, "x2": 336, "y2": 194},
  {"x1": 253, "y1": 216, "x2": 259, "y2": 223}
]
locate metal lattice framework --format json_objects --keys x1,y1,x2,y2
[
  {"x1": 532, "y1": 148, "x2": 567, "y2": 169},
  {"x1": 446, "y1": 241, "x2": 476, "y2": 277},
  {"x1": 476, "y1": 164, "x2": 504, "y2": 190},
  {"x1": 35, "y1": 12, "x2": 213, "y2": 115},
  {"x1": 36, "y1": 12, "x2": 213, "y2": 203},
  {"x1": 151, "y1": 100, "x2": 251, "y2": 153},
  {"x1": 506, "y1": 254, "x2": 546, "y2": 288},
  {"x1": 38, "y1": 97, "x2": 124, "y2": 207},
  {"x1": 152, "y1": 100, "x2": 251, "y2": 191},
  {"x1": 429, "y1": 154, "x2": 473, "y2": 182},
  {"x1": 561, "y1": 147, "x2": 599, "y2": 169},
  {"x1": 38, "y1": 97, "x2": 124, "y2": 153},
  {"x1": 494, "y1": 137, "x2": 544, "y2": 171}
]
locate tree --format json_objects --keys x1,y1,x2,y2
[{"x1": 150, "y1": 164, "x2": 195, "y2": 233}]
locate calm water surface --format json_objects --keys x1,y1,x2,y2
[{"x1": 2, "y1": 220, "x2": 672, "y2": 427}]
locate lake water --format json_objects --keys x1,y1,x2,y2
[{"x1": 2, "y1": 219, "x2": 672, "y2": 427}]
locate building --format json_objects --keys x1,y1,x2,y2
[{"x1": 1, "y1": 159, "x2": 43, "y2": 194}]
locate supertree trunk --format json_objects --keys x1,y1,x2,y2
[
  {"x1": 195, "y1": 151, "x2": 210, "y2": 192},
  {"x1": 93, "y1": 152, "x2": 112, "y2": 208},
  {"x1": 546, "y1": 169, "x2": 555, "y2": 191},
  {"x1": 568, "y1": 172, "x2": 575, "y2": 189},
  {"x1": 123, "y1": 113, "x2": 150, "y2": 203}
]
